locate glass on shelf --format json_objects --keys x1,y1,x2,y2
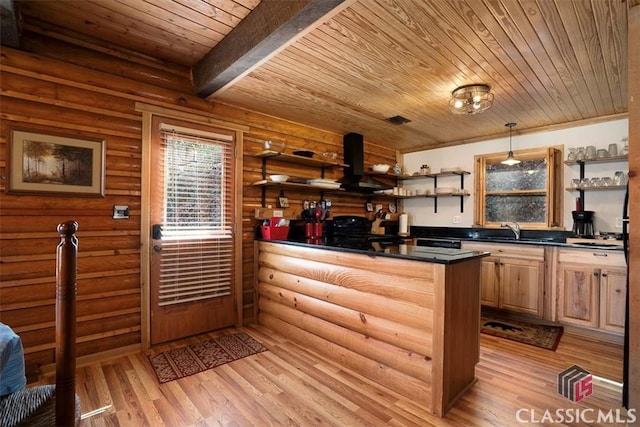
[
  {"x1": 264, "y1": 140, "x2": 286, "y2": 153},
  {"x1": 621, "y1": 138, "x2": 629, "y2": 156},
  {"x1": 614, "y1": 171, "x2": 628, "y2": 186},
  {"x1": 567, "y1": 148, "x2": 576, "y2": 161},
  {"x1": 575, "y1": 147, "x2": 585, "y2": 161}
]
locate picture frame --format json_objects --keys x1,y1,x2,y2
[
  {"x1": 9, "y1": 128, "x2": 106, "y2": 197},
  {"x1": 365, "y1": 202, "x2": 374, "y2": 212}
]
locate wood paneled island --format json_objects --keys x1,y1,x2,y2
[{"x1": 255, "y1": 240, "x2": 487, "y2": 416}]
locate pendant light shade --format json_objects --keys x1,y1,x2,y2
[{"x1": 501, "y1": 122, "x2": 520, "y2": 165}]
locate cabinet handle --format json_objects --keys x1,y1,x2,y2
[
  {"x1": 593, "y1": 272, "x2": 600, "y2": 277},
  {"x1": 592, "y1": 252, "x2": 608, "y2": 257},
  {"x1": 601, "y1": 273, "x2": 607, "y2": 277}
]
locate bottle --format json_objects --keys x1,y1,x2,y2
[
  {"x1": 393, "y1": 163, "x2": 401, "y2": 175},
  {"x1": 575, "y1": 197, "x2": 582, "y2": 211}
]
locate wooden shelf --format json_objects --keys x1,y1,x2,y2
[
  {"x1": 564, "y1": 155, "x2": 627, "y2": 165},
  {"x1": 428, "y1": 192, "x2": 470, "y2": 197},
  {"x1": 255, "y1": 150, "x2": 347, "y2": 168},
  {"x1": 397, "y1": 170, "x2": 470, "y2": 180},
  {"x1": 565, "y1": 185, "x2": 626, "y2": 192},
  {"x1": 252, "y1": 180, "x2": 344, "y2": 192}
]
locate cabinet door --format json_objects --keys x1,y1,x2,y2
[
  {"x1": 499, "y1": 258, "x2": 544, "y2": 317},
  {"x1": 599, "y1": 267, "x2": 627, "y2": 333},
  {"x1": 480, "y1": 257, "x2": 499, "y2": 307},
  {"x1": 557, "y1": 264, "x2": 599, "y2": 327}
]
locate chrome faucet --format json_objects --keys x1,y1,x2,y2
[{"x1": 501, "y1": 222, "x2": 521, "y2": 240}]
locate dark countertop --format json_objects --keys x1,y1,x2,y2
[
  {"x1": 411, "y1": 226, "x2": 624, "y2": 251},
  {"x1": 257, "y1": 238, "x2": 490, "y2": 264}
]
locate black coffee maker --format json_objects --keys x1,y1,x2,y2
[{"x1": 572, "y1": 210, "x2": 595, "y2": 237}]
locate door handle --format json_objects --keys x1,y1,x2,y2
[
  {"x1": 152, "y1": 224, "x2": 163, "y2": 240},
  {"x1": 153, "y1": 245, "x2": 162, "y2": 253}
]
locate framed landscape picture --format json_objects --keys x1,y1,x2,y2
[{"x1": 9, "y1": 128, "x2": 106, "y2": 197}]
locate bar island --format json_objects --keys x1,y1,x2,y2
[{"x1": 254, "y1": 239, "x2": 488, "y2": 416}]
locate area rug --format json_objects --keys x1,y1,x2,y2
[
  {"x1": 148, "y1": 332, "x2": 268, "y2": 383},
  {"x1": 481, "y1": 316, "x2": 563, "y2": 351}
]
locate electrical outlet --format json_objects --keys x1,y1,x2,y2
[
  {"x1": 112, "y1": 205, "x2": 129, "y2": 219},
  {"x1": 453, "y1": 216, "x2": 461, "y2": 224},
  {"x1": 616, "y1": 217, "x2": 623, "y2": 228}
]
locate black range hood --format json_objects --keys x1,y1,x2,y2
[{"x1": 340, "y1": 133, "x2": 393, "y2": 192}]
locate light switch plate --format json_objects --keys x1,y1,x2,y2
[{"x1": 113, "y1": 205, "x2": 130, "y2": 219}]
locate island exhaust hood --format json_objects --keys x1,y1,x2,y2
[{"x1": 340, "y1": 133, "x2": 393, "y2": 192}]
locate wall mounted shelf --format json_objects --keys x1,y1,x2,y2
[
  {"x1": 253, "y1": 150, "x2": 348, "y2": 207},
  {"x1": 398, "y1": 170, "x2": 470, "y2": 213},
  {"x1": 564, "y1": 155, "x2": 627, "y2": 210}
]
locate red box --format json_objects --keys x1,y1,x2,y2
[{"x1": 261, "y1": 225, "x2": 290, "y2": 240}]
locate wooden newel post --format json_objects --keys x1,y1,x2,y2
[{"x1": 56, "y1": 221, "x2": 78, "y2": 427}]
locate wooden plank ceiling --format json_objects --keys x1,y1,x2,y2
[{"x1": 12, "y1": 0, "x2": 631, "y2": 153}]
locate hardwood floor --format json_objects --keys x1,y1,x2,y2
[{"x1": 50, "y1": 325, "x2": 629, "y2": 426}]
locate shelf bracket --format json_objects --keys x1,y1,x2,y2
[
  {"x1": 261, "y1": 158, "x2": 267, "y2": 207},
  {"x1": 460, "y1": 174, "x2": 465, "y2": 212},
  {"x1": 579, "y1": 162, "x2": 585, "y2": 210}
]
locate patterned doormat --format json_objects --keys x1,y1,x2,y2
[
  {"x1": 148, "y1": 332, "x2": 268, "y2": 383},
  {"x1": 481, "y1": 316, "x2": 563, "y2": 351}
]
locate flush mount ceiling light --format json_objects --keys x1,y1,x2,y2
[
  {"x1": 501, "y1": 122, "x2": 521, "y2": 166},
  {"x1": 449, "y1": 84, "x2": 494, "y2": 114}
]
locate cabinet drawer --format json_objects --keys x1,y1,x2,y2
[
  {"x1": 462, "y1": 242, "x2": 544, "y2": 261},
  {"x1": 557, "y1": 248, "x2": 625, "y2": 267}
]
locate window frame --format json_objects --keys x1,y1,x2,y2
[{"x1": 474, "y1": 146, "x2": 563, "y2": 229}]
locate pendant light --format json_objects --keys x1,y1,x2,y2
[{"x1": 501, "y1": 122, "x2": 520, "y2": 165}]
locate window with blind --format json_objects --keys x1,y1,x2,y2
[{"x1": 157, "y1": 124, "x2": 234, "y2": 306}]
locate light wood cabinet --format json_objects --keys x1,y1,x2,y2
[
  {"x1": 479, "y1": 256, "x2": 499, "y2": 307},
  {"x1": 462, "y1": 242, "x2": 544, "y2": 317},
  {"x1": 555, "y1": 248, "x2": 626, "y2": 334},
  {"x1": 557, "y1": 263, "x2": 600, "y2": 327},
  {"x1": 599, "y1": 267, "x2": 627, "y2": 332}
]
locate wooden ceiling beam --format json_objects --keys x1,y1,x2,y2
[
  {"x1": 192, "y1": 0, "x2": 353, "y2": 99},
  {"x1": 0, "y1": 0, "x2": 20, "y2": 48}
]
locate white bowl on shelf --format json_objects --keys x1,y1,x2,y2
[
  {"x1": 372, "y1": 164, "x2": 391, "y2": 173},
  {"x1": 269, "y1": 174, "x2": 289, "y2": 183}
]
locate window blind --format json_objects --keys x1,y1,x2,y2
[{"x1": 157, "y1": 125, "x2": 234, "y2": 307}]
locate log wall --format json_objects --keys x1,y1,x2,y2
[
  {"x1": 0, "y1": 27, "x2": 396, "y2": 379},
  {"x1": 256, "y1": 241, "x2": 483, "y2": 416}
]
